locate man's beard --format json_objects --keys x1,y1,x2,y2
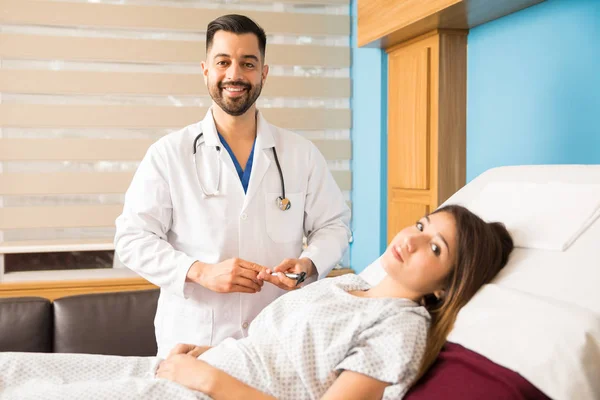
[{"x1": 208, "y1": 79, "x2": 263, "y2": 117}]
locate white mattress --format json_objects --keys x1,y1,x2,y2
[{"x1": 445, "y1": 165, "x2": 600, "y2": 400}]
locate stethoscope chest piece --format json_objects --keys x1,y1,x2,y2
[{"x1": 277, "y1": 196, "x2": 291, "y2": 211}]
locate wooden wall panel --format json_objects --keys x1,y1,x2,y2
[
  {"x1": 358, "y1": 0, "x2": 545, "y2": 48},
  {"x1": 438, "y1": 32, "x2": 467, "y2": 204},
  {"x1": 387, "y1": 41, "x2": 431, "y2": 190},
  {"x1": 387, "y1": 201, "x2": 429, "y2": 244},
  {"x1": 385, "y1": 31, "x2": 465, "y2": 244}
]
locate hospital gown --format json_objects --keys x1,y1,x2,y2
[
  {"x1": 200, "y1": 273, "x2": 430, "y2": 399},
  {"x1": 0, "y1": 274, "x2": 430, "y2": 400}
]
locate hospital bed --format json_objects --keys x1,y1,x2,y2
[
  {"x1": 1, "y1": 165, "x2": 597, "y2": 399},
  {"x1": 361, "y1": 164, "x2": 600, "y2": 400}
]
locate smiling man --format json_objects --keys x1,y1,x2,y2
[
  {"x1": 204, "y1": 30, "x2": 264, "y2": 118},
  {"x1": 114, "y1": 14, "x2": 351, "y2": 357}
]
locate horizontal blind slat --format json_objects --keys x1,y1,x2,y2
[
  {"x1": 0, "y1": 172, "x2": 132, "y2": 195},
  {"x1": 0, "y1": 202, "x2": 351, "y2": 230},
  {"x1": 0, "y1": 0, "x2": 350, "y2": 36},
  {"x1": 0, "y1": 70, "x2": 351, "y2": 97},
  {"x1": 0, "y1": 138, "x2": 351, "y2": 161},
  {"x1": 0, "y1": 171, "x2": 351, "y2": 194},
  {"x1": 0, "y1": 34, "x2": 350, "y2": 67},
  {"x1": 0, "y1": 205, "x2": 123, "y2": 229},
  {"x1": 0, "y1": 105, "x2": 351, "y2": 130}
]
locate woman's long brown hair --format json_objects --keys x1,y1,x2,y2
[{"x1": 414, "y1": 205, "x2": 514, "y2": 381}]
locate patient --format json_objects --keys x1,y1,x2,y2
[{"x1": 0, "y1": 205, "x2": 512, "y2": 400}]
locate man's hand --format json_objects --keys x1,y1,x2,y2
[
  {"x1": 168, "y1": 343, "x2": 212, "y2": 358},
  {"x1": 156, "y1": 354, "x2": 216, "y2": 393},
  {"x1": 186, "y1": 258, "x2": 266, "y2": 293},
  {"x1": 257, "y1": 258, "x2": 315, "y2": 291}
]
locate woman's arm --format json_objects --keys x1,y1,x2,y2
[
  {"x1": 209, "y1": 366, "x2": 277, "y2": 400},
  {"x1": 320, "y1": 370, "x2": 389, "y2": 400},
  {"x1": 156, "y1": 354, "x2": 276, "y2": 400}
]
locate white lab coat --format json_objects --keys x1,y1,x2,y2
[{"x1": 115, "y1": 109, "x2": 351, "y2": 358}]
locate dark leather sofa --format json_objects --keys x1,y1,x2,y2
[{"x1": 0, "y1": 289, "x2": 159, "y2": 356}]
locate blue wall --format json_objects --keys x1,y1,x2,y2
[
  {"x1": 467, "y1": 0, "x2": 600, "y2": 181},
  {"x1": 350, "y1": 0, "x2": 600, "y2": 271},
  {"x1": 349, "y1": 0, "x2": 388, "y2": 272}
]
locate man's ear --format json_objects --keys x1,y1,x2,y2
[
  {"x1": 201, "y1": 61, "x2": 209, "y2": 82},
  {"x1": 262, "y1": 64, "x2": 269, "y2": 84}
]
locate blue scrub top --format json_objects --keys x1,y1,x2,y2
[{"x1": 218, "y1": 133, "x2": 256, "y2": 193}]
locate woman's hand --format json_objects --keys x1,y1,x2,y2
[
  {"x1": 156, "y1": 354, "x2": 216, "y2": 393},
  {"x1": 158, "y1": 353, "x2": 278, "y2": 400},
  {"x1": 168, "y1": 343, "x2": 211, "y2": 358}
]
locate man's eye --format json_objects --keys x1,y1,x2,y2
[
  {"x1": 416, "y1": 222, "x2": 423, "y2": 232},
  {"x1": 431, "y1": 243, "x2": 441, "y2": 256},
  {"x1": 245, "y1": 63, "x2": 255, "y2": 68}
]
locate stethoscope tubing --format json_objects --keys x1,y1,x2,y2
[{"x1": 192, "y1": 131, "x2": 289, "y2": 210}]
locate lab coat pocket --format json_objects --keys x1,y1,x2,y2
[
  {"x1": 265, "y1": 192, "x2": 305, "y2": 243},
  {"x1": 164, "y1": 300, "x2": 214, "y2": 346}
]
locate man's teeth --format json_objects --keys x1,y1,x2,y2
[{"x1": 224, "y1": 87, "x2": 245, "y2": 92}]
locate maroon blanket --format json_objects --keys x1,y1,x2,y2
[{"x1": 405, "y1": 342, "x2": 551, "y2": 400}]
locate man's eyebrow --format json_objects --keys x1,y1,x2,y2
[
  {"x1": 242, "y1": 54, "x2": 259, "y2": 62},
  {"x1": 213, "y1": 53, "x2": 259, "y2": 62},
  {"x1": 424, "y1": 215, "x2": 450, "y2": 253}
]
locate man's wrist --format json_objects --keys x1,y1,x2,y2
[
  {"x1": 186, "y1": 261, "x2": 206, "y2": 285},
  {"x1": 300, "y1": 257, "x2": 316, "y2": 277}
]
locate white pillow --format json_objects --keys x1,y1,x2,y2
[
  {"x1": 358, "y1": 256, "x2": 385, "y2": 286},
  {"x1": 468, "y1": 182, "x2": 600, "y2": 251}
]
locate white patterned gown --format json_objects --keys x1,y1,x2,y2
[{"x1": 0, "y1": 274, "x2": 430, "y2": 400}]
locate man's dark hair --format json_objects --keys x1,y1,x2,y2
[{"x1": 206, "y1": 14, "x2": 267, "y2": 60}]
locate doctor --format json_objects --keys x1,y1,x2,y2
[{"x1": 115, "y1": 14, "x2": 351, "y2": 358}]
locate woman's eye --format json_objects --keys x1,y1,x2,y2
[
  {"x1": 416, "y1": 222, "x2": 424, "y2": 232},
  {"x1": 431, "y1": 243, "x2": 441, "y2": 256}
]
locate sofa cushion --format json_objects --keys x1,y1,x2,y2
[
  {"x1": 0, "y1": 297, "x2": 52, "y2": 352},
  {"x1": 53, "y1": 289, "x2": 159, "y2": 356}
]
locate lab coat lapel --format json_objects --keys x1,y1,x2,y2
[
  {"x1": 242, "y1": 112, "x2": 275, "y2": 211},
  {"x1": 201, "y1": 108, "x2": 241, "y2": 187}
]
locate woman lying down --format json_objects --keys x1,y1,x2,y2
[{"x1": 0, "y1": 205, "x2": 513, "y2": 400}]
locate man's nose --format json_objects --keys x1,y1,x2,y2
[{"x1": 226, "y1": 63, "x2": 243, "y2": 81}]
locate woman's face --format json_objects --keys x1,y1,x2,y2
[{"x1": 381, "y1": 211, "x2": 458, "y2": 298}]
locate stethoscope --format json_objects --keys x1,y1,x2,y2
[{"x1": 193, "y1": 131, "x2": 291, "y2": 211}]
